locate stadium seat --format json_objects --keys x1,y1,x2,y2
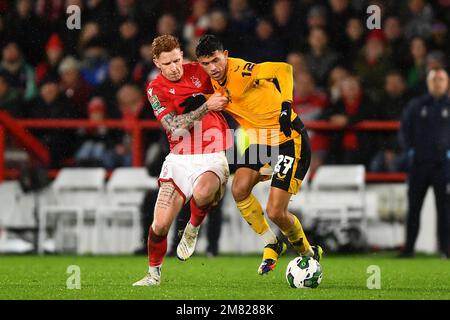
[
  {"x1": 38, "y1": 168, "x2": 107, "y2": 254},
  {"x1": 106, "y1": 167, "x2": 158, "y2": 206},
  {"x1": 309, "y1": 165, "x2": 366, "y2": 220},
  {"x1": 96, "y1": 167, "x2": 159, "y2": 254},
  {"x1": 306, "y1": 165, "x2": 368, "y2": 250},
  {"x1": 0, "y1": 182, "x2": 24, "y2": 228}
]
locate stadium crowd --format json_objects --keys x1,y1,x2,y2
[{"x1": 0, "y1": 0, "x2": 449, "y2": 172}]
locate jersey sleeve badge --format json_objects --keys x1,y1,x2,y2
[{"x1": 149, "y1": 91, "x2": 166, "y2": 116}]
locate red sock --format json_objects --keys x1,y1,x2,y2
[
  {"x1": 148, "y1": 226, "x2": 167, "y2": 267},
  {"x1": 189, "y1": 198, "x2": 209, "y2": 227}
]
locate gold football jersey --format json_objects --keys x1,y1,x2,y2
[{"x1": 210, "y1": 57, "x2": 299, "y2": 145}]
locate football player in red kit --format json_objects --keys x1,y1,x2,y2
[{"x1": 133, "y1": 35, "x2": 230, "y2": 286}]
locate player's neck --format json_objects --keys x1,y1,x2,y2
[{"x1": 218, "y1": 63, "x2": 229, "y2": 86}]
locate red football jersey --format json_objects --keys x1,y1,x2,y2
[{"x1": 146, "y1": 62, "x2": 230, "y2": 155}]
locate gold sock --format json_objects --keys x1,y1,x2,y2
[
  {"x1": 236, "y1": 194, "x2": 270, "y2": 235},
  {"x1": 281, "y1": 214, "x2": 311, "y2": 255}
]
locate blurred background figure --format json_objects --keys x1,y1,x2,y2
[
  {"x1": 59, "y1": 56, "x2": 93, "y2": 118},
  {"x1": 323, "y1": 75, "x2": 376, "y2": 166},
  {"x1": 399, "y1": 68, "x2": 450, "y2": 259},
  {"x1": 292, "y1": 71, "x2": 329, "y2": 173},
  {"x1": 0, "y1": 41, "x2": 37, "y2": 102},
  {"x1": 27, "y1": 77, "x2": 78, "y2": 167},
  {"x1": 304, "y1": 27, "x2": 339, "y2": 88},
  {"x1": 370, "y1": 71, "x2": 411, "y2": 172}
]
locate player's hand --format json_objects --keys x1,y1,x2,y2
[
  {"x1": 180, "y1": 94, "x2": 207, "y2": 114},
  {"x1": 279, "y1": 101, "x2": 293, "y2": 137},
  {"x1": 205, "y1": 93, "x2": 228, "y2": 112}
]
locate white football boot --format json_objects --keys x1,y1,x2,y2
[
  {"x1": 132, "y1": 266, "x2": 161, "y2": 286},
  {"x1": 176, "y1": 222, "x2": 200, "y2": 261}
]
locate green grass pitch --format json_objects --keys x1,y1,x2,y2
[{"x1": 0, "y1": 253, "x2": 449, "y2": 300}]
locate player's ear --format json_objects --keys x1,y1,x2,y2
[
  {"x1": 223, "y1": 50, "x2": 229, "y2": 59},
  {"x1": 153, "y1": 58, "x2": 160, "y2": 68}
]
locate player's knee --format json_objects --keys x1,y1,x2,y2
[
  {"x1": 232, "y1": 181, "x2": 252, "y2": 202},
  {"x1": 152, "y1": 222, "x2": 170, "y2": 237},
  {"x1": 193, "y1": 184, "x2": 216, "y2": 207}
]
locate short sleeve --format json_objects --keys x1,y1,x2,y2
[{"x1": 147, "y1": 85, "x2": 175, "y2": 121}]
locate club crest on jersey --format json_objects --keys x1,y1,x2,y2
[
  {"x1": 149, "y1": 95, "x2": 165, "y2": 115},
  {"x1": 190, "y1": 76, "x2": 202, "y2": 88},
  {"x1": 169, "y1": 88, "x2": 175, "y2": 95}
]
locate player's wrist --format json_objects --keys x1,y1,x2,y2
[{"x1": 281, "y1": 101, "x2": 292, "y2": 111}]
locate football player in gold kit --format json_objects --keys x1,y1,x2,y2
[{"x1": 195, "y1": 35, "x2": 323, "y2": 274}]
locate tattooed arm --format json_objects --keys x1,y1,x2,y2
[
  {"x1": 161, "y1": 103, "x2": 209, "y2": 135},
  {"x1": 160, "y1": 93, "x2": 228, "y2": 136}
]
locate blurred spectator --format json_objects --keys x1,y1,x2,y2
[
  {"x1": 402, "y1": 0, "x2": 434, "y2": 40},
  {"x1": 101, "y1": 83, "x2": 147, "y2": 169},
  {"x1": 205, "y1": 9, "x2": 237, "y2": 55},
  {"x1": 341, "y1": 17, "x2": 365, "y2": 68},
  {"x1": 425, "y1": 50, "x2": 446, "y2": 71},
  {"x1": 370, "y1": 71, "x2": 411, "y2": 172},
  {"x1": 36, "y1": 0, "x2": 65, "y2": 32},
  {"x1": 133, "y1": 39, "x2": 158, "y2": 87},
  {"x1": 227, "y1": 0, "x2": 257, "y2": 56},
  {"x1": 156, "y1": 13, "x2": 179, "y2": 37},
  {"x1": 117, "y1": 83, "x2": 146, "y2": 120},
  {"x1": 292, "y1": 71, "x2": 329, "y2": 173},
  {"x1": 35, "y1": 33, "x2": 64, "y2": 86},
  {"x1": 304, "y1": 27, "x2": 339, "y2": 87},
  {"x1": 5, "y1": 0, "x2": 46, "y2": 65},
  {"x1": 286, "y1": 0, "x2": 318, "y2": 42},
  {"x1": 0, "y1": 72, "x2": 23, "y2": 117},
  {"x1": 246, "y1": 17, "x2": 285, "y2": 62},
  {"x1": 185, "y1": 37, "x2": 199, "y2": 61},
  {"x1": 79, "y1": 37, "x2": 109, "y2": 86},
  {"x1": 430, "y1": 22, "x2": 449, "y2": 57},
  {"x1": 324, "y1": 76, "x2": 376, "y2": 165},
  {"x1": 306, "y1": 5, "x2": 328, "y2": 31},
  {"x1": 383, "y1": 16, "x2": 408, "y2": 70},
  {"x1": 111, "y1": 19, "x2": 141, "y2": 65},
  {"x1": 286, "y1": 51, "x2": 308, "y2": 76},
  {"x1": 84, "y1": 0, "x2": 114, "y2": 34},
  {"x1": 183, "y1": 0, "x2": 210, "y2": 44},
  {"x1": 0, "y1": 41, "x2": 37, "y2": 102},
  {"x1": 93, "y1": 56, "x2": 130, "y2": 118},
  {"x1": 272, "y1": 0, "x2": 296, "y2": 53},
  {"x1": 59, "y1": 56, "x2": 93, "y2": 118},
  {"x1": 112, "y1": 0, "x2": 149, "y2": 35},
  {"x1": 354, "y1": 29, "x2": 392, "y2": 104},
  {"x1": 78, "y1": 22, "x2": 101, "y2": 54},
  {"x1": 408, "y1": 49, "x2": 447, "y2": 97},
  {"x1": 75, "y1": 97, "x2": 123, "y2": 167},
  {"x1": 28, "y1": 77, "x2": 78, "y2": 167},
  {"x1": 327, "y1": 65, "x2": 350, "y2": 104},
  {"x1": 406, "y1": 36, "x2": 428, "y2": 89},
  {"x1": 327, "y1": 0, "x2": 355, "y2": 52}
]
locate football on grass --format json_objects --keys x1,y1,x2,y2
[{"x1": 286, "y1": 256, "x2": 323, "y2": 288}]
